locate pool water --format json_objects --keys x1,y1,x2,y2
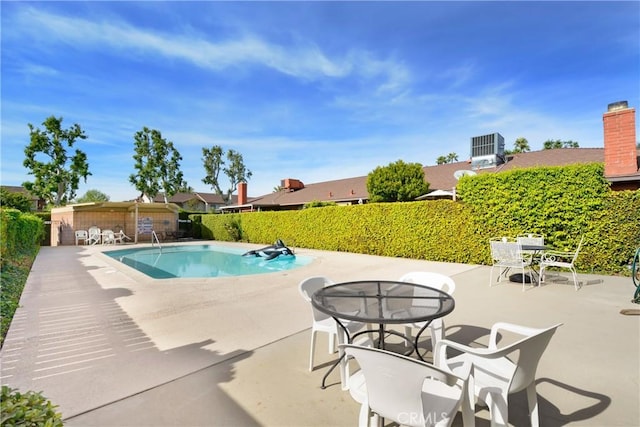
[{"x1": 104, "y1": 244, "x2": 312, "y2": 279}]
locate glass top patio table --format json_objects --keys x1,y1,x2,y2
[
  {"x1": 311, "y1": 280, "x2": 455, "y2": 388},
  {"x1": 311, "y1": 280, "x2": 455, "y2": 325}
]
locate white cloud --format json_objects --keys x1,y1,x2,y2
[{"x1": 16, "y1": 8, "x2": 408, "y2": 94}]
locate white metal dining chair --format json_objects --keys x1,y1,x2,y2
[
  {"x1": 342, "y1": 344, "x2": 475, "y2": 427},
  {"x1": 435, "y1": 322, "x2": 562, "y2": 427},
  {"x1": 517, "y1": 233, "x2": 544, "y2": 261},
  {"x1": 539, "y1": 236, "x2": 584, "y2": 290},
  {"x1": 398, "y1": 272, "x2": 456, "y2": 354},
  {"x1": 489, "y1": 237, "x2": 532, "y2": 291}
]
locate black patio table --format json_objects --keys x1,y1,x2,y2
[{"x1": 311, "y1": 280, "x2": 455, "y2": 388}]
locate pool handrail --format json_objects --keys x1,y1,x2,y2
[{"x1": 151, "y1": 230, "x2": 162, "y2": 253}]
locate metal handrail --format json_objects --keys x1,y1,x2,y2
[{"x1": 151, "y1": 230, "x2": 162, "y2": 253}]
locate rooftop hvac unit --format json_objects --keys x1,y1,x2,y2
[{"x1": 470, "y1": 133, "x2": 505, "y2": 169}]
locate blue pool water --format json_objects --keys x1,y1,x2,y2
[{"x1": 105, "y1": 244, "x2": 312, "y2": 279}]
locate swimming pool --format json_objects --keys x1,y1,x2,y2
[{"x1": 104, "y1": 244, "x2": 312, "y2": 279}]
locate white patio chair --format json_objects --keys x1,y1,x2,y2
[
  {"x1": 113, "y1": 230, "x2": 132, "y2": 244},
  {"x1": 102, "y1": 229, "x2": 116, "y2": 245},
  {"x1": 74, "y1": 230, "x2": 88, "y2": 245},
  {"x1": 298, "y1": 276, "x2": 368, "y2": 390},
  {"x1": 517, "y1": 233, "x2": 545, "y2": 262},
  {"x1": 489, "y1": 237, "x2": 532, "y2": 291},
  {"x1": 539, "y1": 236, "x2": 584, "y2": 290},
  {"x1": 342, "y1": 344, "x2": 475, "y2": 427},
  {"x1": 398, "y1": 272, "x2": 456, "y2": 354},
  {"x1": 435, "y1": 322, "x2": 563, "y2": 427},
  {"x1": 87, "y1": 226, "x2": 101, "y2": 245}
]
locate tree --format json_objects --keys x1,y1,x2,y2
[
  {"x1": 366, "y1": 160, "x2": 429, "y2": 202},
  {"x1": 76, "y1": 189, "x2": 110, "y2": 203},
  {"x1": 202, "y1": 146, "x2": 252, "y2": 203},
  {"x1": 0, "y1": 188, "x2": 33, "y2": 212},
  {"x1": 177, "y1": 183, "x2": 194, "y2": 193},
  {"x1": 436, "y1": 152, "x2": 458, "y2": 165},
  {"x1": 513, "y1": 137, "x2": 531, "y2": 153},
  {"x1": 543, "y1": 139, "x2": 579, "y2": 149},
  {"x1": 22, "y1": 116, "x2": 91, "y2": 207},
  {"x1": 129, "y1": 127, "x2": 185, "y2": 202}
]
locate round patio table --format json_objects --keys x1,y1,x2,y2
[
  {"x1": 311, "y1": 280, "x2": 455, "y2": 388},
  {"x1": 509, "y1": 244, "x2": 550, "y2": 284}
]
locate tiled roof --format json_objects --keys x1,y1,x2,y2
[
  {"x1": 152, "y1": 192, "x2": 239, "y2": 205},
  {"x1": 1, "y1": 185, "x2": 40, "y2": 201},
  {"x1": 225, "y1": 148, "x2": 621, "y2": 210},
  {"x1": 249, "y1": 176, "x2": 367, "y2": 207}
]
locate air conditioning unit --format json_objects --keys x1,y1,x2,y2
[{"x1": 470, "y1": 133, "x2": 505, "y2": 169}]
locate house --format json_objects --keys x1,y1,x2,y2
[
  {"x1": 0, "y1": 185, "x2": 46, "y2": 211},
  {"x1": 149, "y1": 192, "x2": 240, "y2": 212},
  {"x1": 221, "y1": 101, "x2": 638, "y2": 213}
]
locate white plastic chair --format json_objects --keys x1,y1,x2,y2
[
  {"x1": 113, "y1": 230, "x2": 132, "y2": 244},
  {"x1": 398, "y1": 272, "x2": 456, "y2": 353},
  {"x1": 342, "y1": 344, "x2": 475, "y2": 427},
  {"x1": 435, "y1": 322, "x2": 563, "y2": 427},
  {"x1": 539, "y1": 236, "x2": 584, "y2": 290},
  {"x1": 489, "y1": 237, "x2": 532, "y2": 291},
  {"x1": 87, "y1": 226, "x2": 101, "y2": 245},
  {"x1": 74, "y1": 230, "x2": 88, "y2": 245},
  {"x1": 102, "y1": 229, "x2": 116, "y2": 245},
  {"x1": 298, "y1": 276, "x2": 367, "y2": 390}
]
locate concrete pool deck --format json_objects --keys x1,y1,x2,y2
[{"x1": 1, "y1": 241, "x2": 638, "y2": 426}]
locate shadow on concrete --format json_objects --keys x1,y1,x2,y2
[{"x1": 0, "y1": 246, "x2": 261, "y2": 426}]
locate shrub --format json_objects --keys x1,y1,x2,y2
[
  {"x1": 196, "y1": 164, "x2": 640, "y2": 275},
  {"x1": 0, "y1": 386, "x2": 63, "y2": 426}
]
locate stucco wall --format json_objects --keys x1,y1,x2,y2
[{"x1": 51, "y1": 204, "x2": 179, "y2": 246}]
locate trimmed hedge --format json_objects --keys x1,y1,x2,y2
[
  {"x1": 0, "y1": 209, "x2": 44, "y2": 345},
  {"x1": 198, "y1": 163, "x2": 640, "y2": 275},
  {"x1": 1, "y1": 209, "x2": 45, "y2": 267}
]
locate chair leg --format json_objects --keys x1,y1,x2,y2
[
  {"x1": 309, "y1": 330, "x2": 317, "y2": 371},
  {"x1": 328, "y1": 331, "x2": 335, "y2": 354},
  {"x1": 461, "y1": 373, "x2": 476, "y2": 427},
  {"x1": 526, "y1": 384, "x2": 540, "y2": 427},
  {"x1": 570, "y1": 268, "x2": 579, "y2": 290},
  {"x1": 485, "y1": 391, "x2": 509, "y2": 427},
  {"x1": 430, "y1": 320, "x2": 444, "y2": 346},
  {"x1": 357, "y1": 403, "x2": 369, "y2": 427}
]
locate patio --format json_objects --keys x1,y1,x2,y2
[{"x1": 1, "y1": 242, "x2": 638, "y2": 426}]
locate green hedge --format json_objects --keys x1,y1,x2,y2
[
  {"x1": 198, "y1": 163, "x2": 640, "y2": 275},
  {"x1": 0, "y1": 209, "x2": 45, "y2": 266},
  {"x1": 1, "y1": 209, "x2": 44, "y2": 346}
]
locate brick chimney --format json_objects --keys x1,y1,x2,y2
[
  {"x1": 603, "y1": 101, "x2": 638, "y2": 177},
  {"x1": 238, "y1": 182, "x2": 247, "y2": 205}
]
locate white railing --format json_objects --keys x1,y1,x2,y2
[{"x1": 151, "y1": 230, "x2": 162, "y2": 253}]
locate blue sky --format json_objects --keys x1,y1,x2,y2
[{"x1": 2, "y1": 1, "x2": 639, "y2": 202}]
